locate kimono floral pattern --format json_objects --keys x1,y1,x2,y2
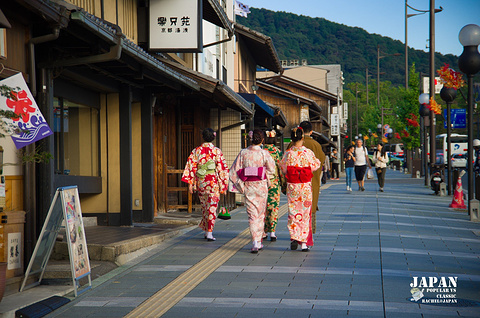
[
  {"x1": 230, "y1": 145, "x2": 276, "y2": 242},
  {"x1": 280, "y1": 146, "x2": 321, "y2": 245},
  {"x1": 264, "y1": 144, "x2": 282, "y2": 233},
  {"x1": 182, "y1": 143, "x2": 229, "y2": 232}
]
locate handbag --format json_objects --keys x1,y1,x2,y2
[
  {"x1": 367, "y1": 167, "x2": 374, "y2": 179},
  {"x1": 217, "y1": 207, "x2": 231, "y2": 220}
]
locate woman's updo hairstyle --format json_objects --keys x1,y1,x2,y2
[
  {"x1": 251, "y1": 129, "x2": 264, "y2": 145},
  {"x1": 291, "y1": 126, "x2": 304, "y2": 142},
  {"x1": 202, "y1": 128, "x2": 216, "y2": 142},
  {"x1": 265, "y1": 130, "x2": 276, "y2": 145}
]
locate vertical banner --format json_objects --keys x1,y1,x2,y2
[
  {"x1": 61, "y1": 187, "x2": 91, "y2": 279},
  {"x1": 331, "y1": 113, "x2": 339, "y2": 136},
  {"x1": 149, "y1": 0, "x2": 202, "y2": 52},
  {"x1": 0, "y1": 73, "x2": 53, "y2": 149},
  {"x1": 300, "y1": 104, "x2": 309, "y2": 122}
]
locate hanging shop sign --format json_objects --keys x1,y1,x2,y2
[
  {"x1": 331, "y1": 113, "x2": 339, "y2": 136},
  {"x1": 149, "y1": 0, "x2": 203, "y2": 52},
  {"x1": 0, "y1": 73, "x2": 53, "y2": 149}
]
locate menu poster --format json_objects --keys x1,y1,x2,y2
[{"x1": 61, "y1": 187, "x2": 90, "y2": 279}]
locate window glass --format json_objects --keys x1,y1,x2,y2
[{"x1": 54, "y1": 97, "x2": 99, "y2": 176}]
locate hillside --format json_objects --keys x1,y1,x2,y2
[{"x1": 237, "y1": 8, "x2": 458, "y2": 87}]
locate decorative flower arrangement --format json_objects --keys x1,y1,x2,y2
[
  {"x1": 394, "y1": 132, "x2": 400, "y2": 139},
  {"x1": 437, "y1": 64, "x2": 465, "y2": 89},
  {"x1": 427, "y1": 97, "x2": 442, "y2": 115},
  {"x1": 406, "y1": 113, "x2": 420, "y2": 127},
  {"x1": 401, "y1": 129, "x2": 410, "y2": 138}
]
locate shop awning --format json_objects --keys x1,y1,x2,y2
[
  {"x1": 239, "y1": 93, "x2": 275, "y2": 117},
  {"x1": 0, "y1": 9, "x2": 11, "y2": 29},
  {"x1": 161, "y1": 58, "x2": 253, "y2": 115},
  {"x1": 43, "y1": 9, "x2": 200, "y2": 92},
  {"x1": 204, "y1": 0, "x2": 233, "y2": 36}
]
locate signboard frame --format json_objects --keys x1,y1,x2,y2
[
  {"x1": 20, "y1": 186, "x2": 91, "y2": 297},
  {"x1": 149, "y1": 0, "x2": 203, "y2": 52}
]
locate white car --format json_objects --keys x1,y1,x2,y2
[{"x1": 451, "y1": 153, "x2": 467, "y2": 168}]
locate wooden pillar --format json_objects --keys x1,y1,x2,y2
[
  {"x1": 141, "y1": 92, "x2": 154, "y2": 222},
  {"x1": 119, "y1": 84, "x2": 133, "y2": 226}
]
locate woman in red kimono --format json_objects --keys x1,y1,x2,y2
[
  {"x1": 280, "y1": 127, "x2": 321, "y2": 252},
  {"x1": 182, "y1": 128, "x2": 229, "y2": 241}
]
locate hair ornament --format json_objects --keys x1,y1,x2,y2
[
  {"x1": 248, "y1": 130, "x2": 253, "y2": 139},
  {"x1": 266, "y1": 130, "x2": 276, "y2": 138},
  {"x1": 213, "y1": 131, "x2": 216, "y2": 136}
]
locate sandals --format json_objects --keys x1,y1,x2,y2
[
  {"x1": 251, "y1": 247, "x2": 259, "y2": 254},
  {"x1": 290, "y1": 240, "x2": 298, "y2": 250},
  {"x1": 270, "y1": 236, "x2": 277, "y2": 242}
]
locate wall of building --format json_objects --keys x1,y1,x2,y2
[{"x1": 67, "y1": 0, "x2": 138, "y2": 43}]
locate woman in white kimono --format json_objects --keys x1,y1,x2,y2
[{"x1": 230, "y1": 129, "x2": 276, "y2": 253}]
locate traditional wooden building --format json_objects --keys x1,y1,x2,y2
[
  {"x1": 0, "y1": 0, "x2": 252, "y2": 285},
  {"x1": 256, "y1": 75, "x2": 338, "y2": 150}
]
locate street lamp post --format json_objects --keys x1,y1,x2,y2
[
  {"x1": 405, "y1": 1, "x2": 442, "y2": 89},
  {"x1": 458, "y1": 24, "x2": 480, "y2": 215},
  {"x1": 356, "y1": 83, "x2": 359, "y2": 137},
  {"x1": 428, "y1": 0, "x2": 437, "y2": 169},
  {"x1": 377, "y1": 46, "x2": 401, "y2": 129},
  {"x1": 440, "y1": 86, "x2": 457, "y2": 195},
  {"x1": 419, "y1": 93, "x2": 430, "y2": 186}
]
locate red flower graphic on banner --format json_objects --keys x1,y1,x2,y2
[{"x1": 5, "y1": 90, "x2": 35, "y2": 122}]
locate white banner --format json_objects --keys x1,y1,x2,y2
[
  {"x1": 149, "y1": 0, "x2": 202, "y2": 52},
  {"x1": 0, "y1": 73, "x2": 53, "y2": 149},
  {"x1": 331, "y1": 113, "x2": 339, "y2": 136},
  {"x1": 343, "y1": 102, "x2": 348, "y2": 119},
  {"x1": 423, "y1": 76, "x2": 443, "y2": 94}
]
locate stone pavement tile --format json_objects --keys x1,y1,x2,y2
[
  {"x1": 345, "y1": 310, "x2": 385, "y2": 317},
  {"x1": 219, "y1": 290, "x2": 254, "y2": 297},
  {"x1": 233, "y1": 308, "x2": 277, "y2": 317},
  {"x1": 83, "y1": 307, "x2": 133, "y2": 317},
  {"x1": 185, "y1": 288, "x2": 224, "y2": 297},
  {"x1": 283, "y1": 286, "x2": 320, "y2": 297},
  {"x1": 163, "y1": 307, "x2": 207, "y2": 318},
  {"x1": 252, "y1": 286, "x2": 287, "y2": 297}
]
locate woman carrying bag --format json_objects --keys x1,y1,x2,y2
[{"x1": 373, "y1": 142, "x2": 389, "y2": 192}]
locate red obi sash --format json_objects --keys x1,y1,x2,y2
[
  {"x1": 237, "y1": 167, "x2": 266, "y2": 181},
  {"x1": 286, "y1": 166, "x2": 313, "y2": 183}
]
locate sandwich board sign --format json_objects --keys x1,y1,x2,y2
[{"x1": 20, "y1": 186, "x2": 91, "y2": 296}]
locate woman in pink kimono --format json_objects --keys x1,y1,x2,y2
[
  {"x1": 280, "y1": 127, "x2": 321, "y2": 252},
  {"x1": 182, "y1": 128, "x2": 229, "y2": 241},
  {"x1": 230, "y1": 129, "x2": 276, "y2": 253}
]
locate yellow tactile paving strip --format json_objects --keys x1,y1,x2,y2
[{"x1": 125, "y1": 203, "x2": 288, "y2": 318}]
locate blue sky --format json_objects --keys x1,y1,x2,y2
[{"x1": 241, "y1": 0, "x2": 480, "y2": 57}]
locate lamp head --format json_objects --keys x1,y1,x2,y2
[
  {"x1": 459, "y1": 24, "x2": 480, "y2": 47},
  {"x1": 377, "y1": 124, "x2": 382, "y2": 129},
  {"x1": 418, "y1": 93, "x2": 429, "y2": 105}
]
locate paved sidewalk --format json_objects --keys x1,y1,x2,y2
[{"x1": 30, "y1": 171, "x2": 480, "y2": 317}]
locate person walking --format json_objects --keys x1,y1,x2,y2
[
  {"x1": 280, "y1": 127, "x2": 321, "y2": 252},
  {"x1": 373, "y1": 142, "x2": 388, "y2": 192},
  {"x1": 296, "y1": 121, "x2": 325, "y2": 234},
  {"x1": 182, "y1": 128, "x2": 229, "y2": 242},
  {"x1": 354, "y1": 138, "x2": 371, "y2": 191},
  {"x1": 229, "y1": 129, "x2": 276, "y2": 253},
  {"x1": 331, "y1": 149, "x2": 340, "y2": 180},
  {"x1": 344, "y1": 145, "x2": 355, "y2": 192},
  {"x1": 263, "y1": 130, "x2": 283, "y2": 241}
]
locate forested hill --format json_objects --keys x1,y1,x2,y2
[{"x1": 237, "y1": 8, "x2": 458, "y2": 87}]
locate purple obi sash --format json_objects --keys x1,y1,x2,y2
[{"x1": 237, "y1": 167, "x2": 266, "y2": 181}]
